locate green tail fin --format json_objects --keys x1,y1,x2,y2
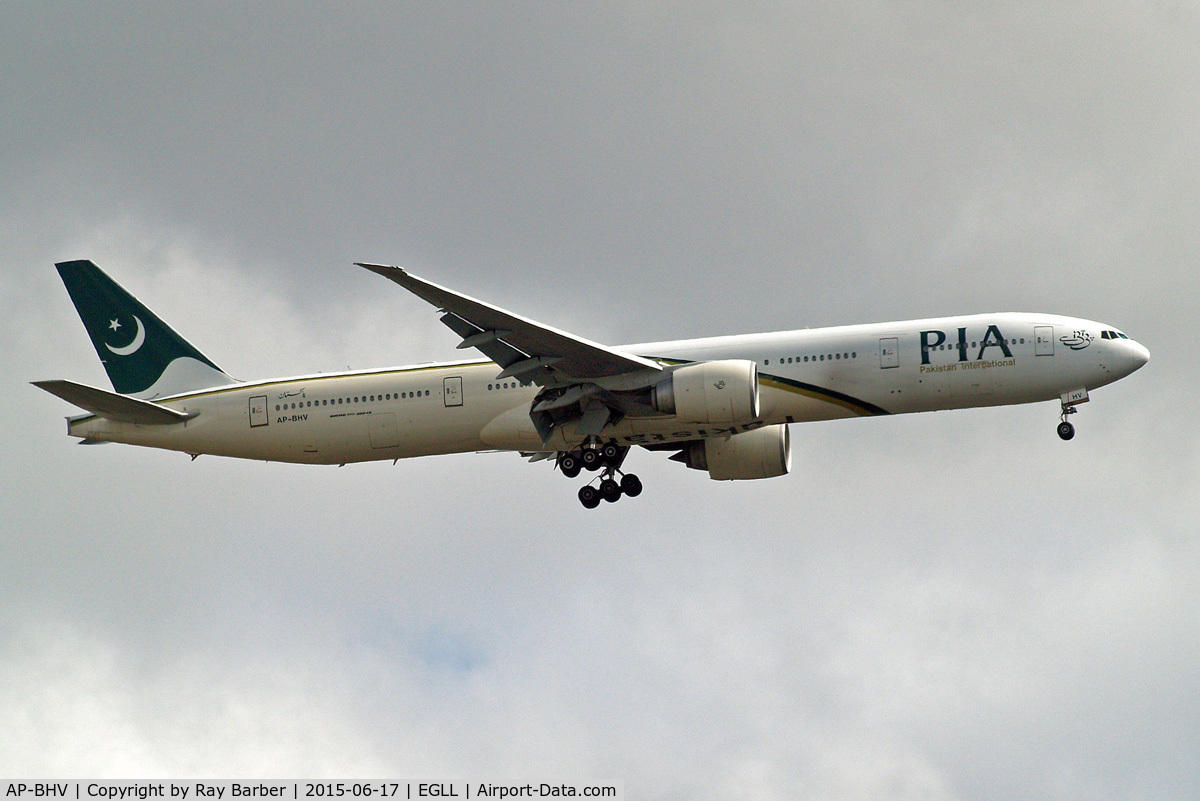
[{"x1": 55, "y1": 260, "x2": 235, "y2": 398}]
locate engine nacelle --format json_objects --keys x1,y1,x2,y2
[
  {"x1": 651, "y1": 359, "x2": 760, "y2": 423},
  {"x1": 676, "y1": 424, "x2": 791, "y2": 481}
]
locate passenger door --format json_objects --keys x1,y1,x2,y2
[
  {"x1": 249, "y1": 395, "x2": 269, "y2": 427},
  {"x1": 1035, "y1": 326, "x2": 1054, "y2": 356},
  {"x1": 879, "y1": 337, "x2": 899, "y2": 369},
  {"x1": 443, "y1": 376, "x2": 463, "y2": 407}
]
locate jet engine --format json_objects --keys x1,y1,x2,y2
[
  {"x1": 650, "y1": 359, "x2": 760, "y2": 423},
  {"x1": 673, "y1": 424, "x2": 791, "y2": 480}
]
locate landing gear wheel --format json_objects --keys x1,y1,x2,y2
[
  {"x1": 560, "y1": 452, "x2": 581, "y2": 478},
  {"x1": 1057, "y1": 421, "x2": 1075, "y2": 441},
  {"x1": 600, "y1": 442, "x2": 622, "y2": 464},
  {"x1": 600, "y1": 478, "x2": 622, "y2": 503},
  {"x1": 620, "y1": 474, "x2": 643, "y2": 497},
  {"x1": 578, "y1": 485, "x2": 601, "y2": 509},
  {"x1": 581, "y1": 448, "x2": 602, "y2": 471}
]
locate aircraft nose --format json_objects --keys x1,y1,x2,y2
[{"x1": 1127, "y1": 340, "x2": 1150, "y2": 371}]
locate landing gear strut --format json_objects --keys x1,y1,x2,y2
[{"x1": 559, "y1": 441, "x2": 642, "y2": 508}]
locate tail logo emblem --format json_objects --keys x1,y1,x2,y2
[{"x1": 105, "y1": 315, "x2": 146, "y2": 356}]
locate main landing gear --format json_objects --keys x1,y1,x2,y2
[{"x1": 558, "y1": 441, "x2": 642, "y2": 509}]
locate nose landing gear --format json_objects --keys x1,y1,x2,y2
[
  {"x1": 1057, "y1": 389, "x2": 1088, "y2": 440},
  {"x1": 560, "y1": 441, "x2": 642, "y2": 508}
]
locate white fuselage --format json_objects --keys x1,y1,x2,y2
[{"x1": 65, "y1": 313, "x2": 1149, "y2": 464}]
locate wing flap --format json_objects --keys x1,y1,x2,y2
[{"x1": 33, "y1": 379, "x2": 196, "y2": 425}]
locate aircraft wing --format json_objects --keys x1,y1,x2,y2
[{"x1": 357, "y1": 263, "x2": 662, "y2": 384}]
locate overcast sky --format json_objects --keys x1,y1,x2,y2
[{"x1": 2, "y1": 3, "x2": 1198, "y2": 798}]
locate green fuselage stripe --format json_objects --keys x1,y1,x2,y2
[
  {"x1": 649, "y1": 357, "x2": 890, "y2": 417},
  {"x1": 759, "y1": 374, "x2": 890, "y2": 416}
]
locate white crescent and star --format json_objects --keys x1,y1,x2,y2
[{"x1": 105, "y1": 315, "x2": 146, "y2": 356}]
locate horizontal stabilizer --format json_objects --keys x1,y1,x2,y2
[{"x1": 32, "y1": 379, "x2": 196, "y2": 425}]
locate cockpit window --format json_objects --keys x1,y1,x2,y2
[{"x1": 1100, "y1": 330, "x2": 1129, "y2": 340}]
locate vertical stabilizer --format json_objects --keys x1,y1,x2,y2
[{"x1": 55, "y1": 260, "x2": 236, "y2": 398}]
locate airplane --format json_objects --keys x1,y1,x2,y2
[{"x1": 34, "y1": 259, "x2": 1149, "y2": 509}]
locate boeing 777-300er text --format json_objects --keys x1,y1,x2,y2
[{"x1": 35, "y1": 260, "x2": 1149, "y2": 508}]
